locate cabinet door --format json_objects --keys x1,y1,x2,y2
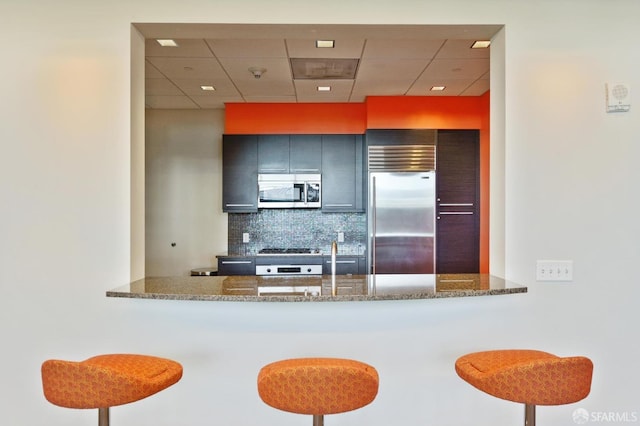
[
  {"x1": 436, "y1": 130, "x2": 480, "y2": 273},
  {"x1": 322, "y1": 256, "x2": 360, "y2": 275},
  {"x1": 217, "y1": 257, "x2": 256, "y2": 275},
  {"x1": 321, "y1": 135, "x2": 364, "y2": 212},
  {"x1": 290, "y1": 135, "x2": 322, "y2": 173},
  {"x1": 222, "y1": 135, "x2": 258, "y2": 212},
  {"x1": 258, "y1": 134, "x2": 289, "y2": 173}
]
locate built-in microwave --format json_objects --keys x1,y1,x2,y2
[{"x1": 258, "y1": 174, "x2": 321, "y2": 208}]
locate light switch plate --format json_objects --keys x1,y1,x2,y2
[
  {"x1": 338, "y1": 232, "x2": 345, "y2": 242},
  {"x1": 536, "y1": 260, "x2": 573, "y2": 281},
  {"x1": 242, "y1": 233, "x2": 250, "y2": 243}
]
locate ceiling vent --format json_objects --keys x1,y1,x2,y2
[{"x1": 290, "y1": 58, "x2": 359, "y2": 80}]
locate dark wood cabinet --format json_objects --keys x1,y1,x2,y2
[
  {"x1": 366, "y1": 129, "x2": 436, "y2": 146},
  {"x1": 257, "y1": 134, "x2": 289, "y2": 173},
  {"x1": 321, "y1": 134, "x2": 364, "y2": 212},
  {"x1": 257, "y1": 134, "x2": 322, "y2": 174},
  {"x1": 217, "y1": 257, "x2": 256, "y2": 275},
  {"x1": 436, "y1": 130, "x2": 480, "y2": 273},
  {"x1": 222, "y1": 135, "x2": 258, "y2": 212},
  {"x1": 322, "y1": 256, "x2": 365, "y2": 275},
  {"x1": 290, "y1": 135, "x2": 322, "y2": 173}
]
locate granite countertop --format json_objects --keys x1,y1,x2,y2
[{"x1": 107, "y1": 274, "x2": 526, "y2": 302}]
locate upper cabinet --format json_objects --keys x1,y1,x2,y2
[
  {"x1": 222, "y1": 135, "x2": 258, "y2": 212},
  {"x1": 289, "y1": 135, "x2": 322, "y2": 173},
  {"x1": 321, "y1": 134, "x2": 365, "y2": 212},
  {"x1": 223, "y1": 133, "x2": 365, "y2": 213},
  {"x1": 257, "y1": 134, "x2": 322, "y2": 174}
]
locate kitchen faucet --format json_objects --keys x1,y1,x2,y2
[{"x1": 331, "y1": 241, "x2": 338, "y2": 296}]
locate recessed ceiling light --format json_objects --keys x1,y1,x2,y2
[
  {"x1": 430, "y1": 86, "x2": 446, "y2": 91},
  {"x1": 317, "y1": 86, "x2": 332, "y2": 92},
  {"x1": 157, "y1": 39, "x2": 178, "y2": 47},
  {"x1": 200, "y1": 85, "x2": 215, "y2": 91},
  {"x1": 471, "y1": 40, "x2": 491, "y2": 49},
  {"x1": 316, "y1": 40, "x2": 335, "y2": 48}
]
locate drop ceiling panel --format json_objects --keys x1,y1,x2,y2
[
  {"x1": 422, "y1": 58, "x2": 489, "y2": 80},
  {"x1": 356, "y1": 58, "x2": 429, "y2": 83},
  {"x1": 286, "y1": 38, "x2": 365, "y2": 58},
  {"x1": 406, "y1": 79, "x2": 476, "y2": 96},
  {"x1": 206, "y1": 39, "x2": 287, "y2": 58},
  {"x1": 191, "y1": 95, "x2": 245, "y2": 109},
  {"x1": 145, "y1": 39, "x2": 213, "y2": 58},
  {"x1": 145, "y1": 62, "x2": 164, "y2": 78},
  {"x1": 460, "y1": 79, "x2": 490, "y2": 96},
  {"x1": 436, "y1": 39, "x2": 490, "y2": 59},
  {"x1": 362, "y1": 39, "x2": 444, "y2": 59},
  {"x1": 146, "y1": 95, "x2": 199, "y2": 109},
  {"x1": 146, "y1": 78, "x2": 182, "y2": 96},
  {"x1": 218, "y1": 57, "x2": 293, "y2": 82},
  {"x1": 146, "y1": 57, "x2": 227, "y2": 79},
  {"x1": 170, "y1": 78, "x2": 241, "y2": 96}
]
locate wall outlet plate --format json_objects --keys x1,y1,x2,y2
[
  {"x1": 536, "y1": 260, "x2": 573, "y2": 281},
  {"x1": 338, "y1": 232, "x2": 345, "y2": 242},
  {"x1": 242, "y1": 232, "x2": 250, "y2": 243}
]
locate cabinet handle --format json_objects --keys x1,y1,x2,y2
[
  {"x1": 221, "y1": 260, "x2": 253, "y2": 264},
  {"x1": 439, "y1": 211, "x2": 474, "y2": 215},
  {"x1": 225, "y1": 204, "x2": 255, "y2": 207},
  {"x1": 439, "y1": 203, "x2": 474, "y2": 207},
  {"x1": 325, "y1": 203, "x2": 354, "y2": 207},
  {"x1": 259, "y1": 168, "x2": 287, "y2": 172},
  {"x1": 291, "y1": 168, "x2": 320, "y2": 172},
  {"x1": 325, "y1": 260, "x2": 356, "y2": 264}
]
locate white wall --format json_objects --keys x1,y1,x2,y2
[
  {"x1": 145, "y1": 109, "x2": 227, "y2": 276},
  {"x1": 1, "y1": 1, "x2": 639, "y2": 426}
]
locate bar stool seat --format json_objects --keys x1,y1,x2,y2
[
  {"x1": 258, "y1": 357, "x2": 379, "y2": 425},
  {"x1": 455, "y1": 349, "x2": 593, "y2": 426},
  {"x1": 41, "y1": 353, "x2": 183, "y2": 426}
]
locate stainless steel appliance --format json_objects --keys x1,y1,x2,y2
[
  {"x1": 258, "y1": 174, "x2": 321, "y2": 208},
  {"x1": 255, "y1": 248, "x2": 323, "y2": 275},
  {"x1": 368, "y1": 145, "x2": 436, "y2": 274}
]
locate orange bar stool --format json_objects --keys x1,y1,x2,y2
[
  {"x1": 257, "y1": 357, "x2": 379, "y2": 426},
  {"x1": 455, "y1": 349, "x2": 593, "y2": 426},
  {"x1": 41, "y1": 353, "x2": 183, "y2": 426}
]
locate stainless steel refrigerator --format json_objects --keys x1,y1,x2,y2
[{"x1": 367, "y1": 145, "x2": 436, "y2": 274}]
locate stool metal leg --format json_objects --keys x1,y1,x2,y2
[
  {"x1": 313, "y1": 414, "x2": 324, "y2": 426},
  {"x1": 524, "y1": 404, "x2": 536, "y2": 426},
  {"x1": 98, "y1": 407, "x2": 110, "y2": 426}
]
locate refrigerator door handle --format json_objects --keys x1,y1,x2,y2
[{"x1": 371, "y1": 176, "x2": 377, "y2": 275}]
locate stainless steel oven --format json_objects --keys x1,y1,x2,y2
[
  {"x1": 258, "y1": 174, "x2": 321, "y2": 208},
  {"x1": 255, "y1": 248, "x2": 323, "y2": 276}
]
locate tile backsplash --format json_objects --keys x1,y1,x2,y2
[{"x1": 228, "y1": 210, "x2": 367, "y2": 256}]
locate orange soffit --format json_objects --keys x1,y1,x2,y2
[{"x1": 225, "y1": 103, "x2": 367, "y2": 134}]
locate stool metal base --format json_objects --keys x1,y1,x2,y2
[
  {"x1": 98, "y1": 407, "x2": 110, "y2": 426},
  {"x1": 525, "y1": 404, "x2": 536, "y2": 426},
  {"x1": 313, "y1": 414, "x2": 323, "y2": 426}
]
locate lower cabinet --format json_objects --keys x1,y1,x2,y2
[
  {"x1": 322, "y1": 256, "x2": 366, "y2": 275},
  {"x1": 217, "y1": 257, "x2": 256, "y2": 275}
]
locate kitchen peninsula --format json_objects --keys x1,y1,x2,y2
[{"x1": 107, "y1": 274, "x2": 526, "y2": 302}]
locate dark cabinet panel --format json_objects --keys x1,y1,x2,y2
[
  {"x1": 258, "y1": 134, "x2": 289, "y2": 173},
  {"x1": 217, "y1": 257, "x2": 256, "y2": 275},
  {"x1": 222, "y1": 135, "x2": 258, "y2": 212},
  {"x1": 366, "y1": 129, "x2": 436, "y2": 146},
  {"x1": 322, "y1": 256, "x2": 365, "y2": 275},
  {"x1": 321, "y1": 134, "x2": 364, "y2": 212},
  {"x1": 290, "y1": 135, "x2": 322, "y2": 173},
  {"x1": 436, "y1": 130, "x2": 480, "y2": 273}
]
